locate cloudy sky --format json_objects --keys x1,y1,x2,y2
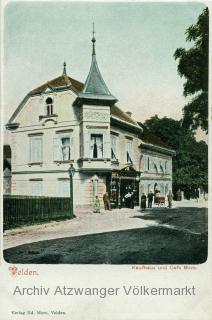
[{"x1": 3, "y1": 1, "x2": 206, "y2": 125}]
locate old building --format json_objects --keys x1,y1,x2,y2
[{"x1": 6, "y1": 32, "x2": 175, "y2": 209}]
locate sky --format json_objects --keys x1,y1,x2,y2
[{"x1": 3, "y1": 1, "x2": 206, "y2": 127}]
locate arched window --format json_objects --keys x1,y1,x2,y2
[{"x1": 46, "y1": 97, "x2": 53, "y2": 116}]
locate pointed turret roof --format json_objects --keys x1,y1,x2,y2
[{"x1": 78, "y1": 25, "x2": 117, "y2": 105}]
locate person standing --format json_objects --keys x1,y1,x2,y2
[
  {"x1": 167, "y1": 191, "x2": 173, "y2": 208},
  {"x1": 147, "y1": 190, "x2": 154, "y2": 208},
  {"x1": 140, "y1": 193, "x2": 147, "y2": 210},
  {"x1": 103, "y1": 192, "x2": 111, "y2": 211},
  {"x1": 93, "y1": 195, "x2": 101, "y2": 213},
  {"x1": 130, "y1": 192, "x2": 134, "y2": 209},
  {"x1": 124, "y1": 192, "x2": 132, "y2": 208},
  {"x1": 155, "y1": 190, "x2": 160, "y2": 205}
]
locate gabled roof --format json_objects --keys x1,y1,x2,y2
[
  {"x1": 31, "y1": 75, "x2": 84, "y2": 95},
  {"x1": 7, "y1": 74, "x2": 84, "y2": 124},
  {"x1": 111, "y1": 105, "x2": 137, "y2": 125},
  {"x1": 7, "y1": 71, "x2": 138, "y2": 129}
]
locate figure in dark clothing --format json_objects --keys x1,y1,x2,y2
[
  {"x1": 147, "y1": 191, "x2": 154, "y2": 208},
  {"x1": 140, "y1": 193, "x2": 147, "y2": 210},
  {"x1": 103, "y1": 192, "x2": 111, "y2": 210},
  {"x1": 124, "y1": 192, "x2": 131, "y2": 208},
  {"x1": 130, "y1": 192, "x2": 134, "y2": 209}
]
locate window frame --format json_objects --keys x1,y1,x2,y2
[
  {"x1": 111, "y1": 135, "x2": 118, "y2": 162},
  {"x1": 90, "y1": 134, "x2": 103, "y2": 159},
  {"x1": 126, "y1": 139, "x2": 133, "y2": 164},
  {"x1": 53, "y1": 133, "x2": 73, "y2": 162},
  {"x1": 29, "y1": 135, "x2": 43, "y2": 164}
]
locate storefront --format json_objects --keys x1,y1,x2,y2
[{"x1": 108, "y1": 166, "x2": 140, "y2": 208}]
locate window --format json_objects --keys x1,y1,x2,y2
[
  {"x1": 30, "y1": 136, "x2": 43, "y2": 163},
  {"x1": 90, "y1": 134, "x2": 103, "y2": 159},
  {"x1": 59, "y1": 179, "x2": 70, "y2": 197},
  {"x1": 111, "y1": 135, "x2": 117, "y2": 161},
  {"x1": 31, "y1": 181, "x2": 42, "y2": 196},
  {"x1": 46, "y1": 97, "x2": 53, "y2": 116},
  {"x1": 126, "y1": 139, "x2": 133, "y2": 164},
  {"x1": 61, "y1": 137, "x2": 71, "y2": 160},
  {"x1": 53, "y1": 135, "x2": 73, "y2": 161}
]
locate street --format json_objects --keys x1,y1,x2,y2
[{"x1": 4, "y1": 200, "x2": 208, "y2": 264}]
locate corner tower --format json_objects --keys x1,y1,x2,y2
[
  {"x1": 76, "y1": 26, "x2": 117, "y2": 169},
  {"x1": 77, "y1": 26, "x2": 117, "y2": 105}
]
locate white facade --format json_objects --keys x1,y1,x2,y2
[{"x1": 6, "y1": 40, "x2": 175, "y2": 209}]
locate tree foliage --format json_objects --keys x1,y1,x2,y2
[
  {"x1": 174, "y1": 7, "x2": 209, "y2": 133},
  {"x1": 144, "y1": 116, "x2": 208, "y2": 197}
]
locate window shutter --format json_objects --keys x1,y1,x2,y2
[
  {"x1": 35, "y1": 138, "x2": 42, "y2": 162},
  {"x1": 30, "y1": 139, "x2": 35, "y2": 162},
  {"x1": 32, "y1": 181, "x2": 42, "y2": 196},
  {"x1": 53, "y1": 138, "x2": 62, "y2": 161},
  {"x1": 103, "y1": 133, "x2": 110, "y2": 158},
  {"x1": 83, "y1": 132, "x2": 90, "y2": 158},
  {"x1": 59, "y1": 180, "x2": 70, "y2": 197},
  {"x1": 111, "y1": 136, "x2": 117, "y2": 158},
  {"x1": 30, "y1": 137, "x2": 42, "y2": 162},
  {"x1": 70, "y1": 135, "x2": 73, "y2": 159}
]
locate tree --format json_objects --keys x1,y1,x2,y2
[
  {"x1": 144, "y1": 116, "x2": 208, "y2": 198},
  {"x1": 174, "y1": 7, "x2": 209, "y2": 133}
]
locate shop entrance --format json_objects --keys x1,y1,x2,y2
[{"x1": 108, "y1": 166, "x2": 140, "y2": 208}]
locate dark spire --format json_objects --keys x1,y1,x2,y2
[
  {"x1": 63, "y1": 62, "x2": 67, "y2": 75},
  {"x1": 77, "y1": 25, "x2": 117, "y2": 105},
  {"x1": 92, "y1": 22, "x2": 96, "y2": 56}
]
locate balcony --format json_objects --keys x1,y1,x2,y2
[{"x1": 77, "y1": 158, "x2": 111, "y2": 172}]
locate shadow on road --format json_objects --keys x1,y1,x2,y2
[
  {"x1": 4, "y1": 226, "x2": 207, "y2": 265},
  {"x1": 133, "y1": 207, "x2": 207, "y2": 234}
]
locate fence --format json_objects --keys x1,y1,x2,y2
[{"x1": 3, "y1": 195, "x2": 72, "y2": 230}]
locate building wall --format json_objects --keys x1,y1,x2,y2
[
  {"x1": 110, "y1": 125, "x2": 140, "y2": 171},
  {"x1": 139, "y1": 148, "x2": 173, "y2": 196},
  {"x1": 12, "y1": 171, "x2": 107, "y2": 209},
  {"x1": 9, "y1": 88, "x2": 173, "y2": 208}
]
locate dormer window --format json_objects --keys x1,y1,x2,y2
[{"x1": 46, "y1": 97, "x2": 53, "y2": 116}]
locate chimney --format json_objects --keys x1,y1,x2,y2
[{"x1": 126, "y1": 111, "x2": 132, "y2": 117}]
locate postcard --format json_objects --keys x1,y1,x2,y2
[{"x1": 0, "y1": 1, "x2": 211, "y2": 319}]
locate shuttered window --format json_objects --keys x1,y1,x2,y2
[
  {"x1": 59, "y1": 180, "x2": 70, "y2": 197},
  {"x1": 30, "y1": 136, "x2": 43, "y2": 163},
  {"x1": 31, "y1": 181, "x2": 42, "y2": 196},
  {"x1": 111, "y1": 135, "x2": 117, "y2": 161},
  {"x1": 53, "y1": 135, "x2": 73, "y2": 161},
  {"x1": 126, "y1": 140, "x2": 133, "y2": 163}
]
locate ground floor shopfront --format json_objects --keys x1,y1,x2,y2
[{"x1": 11, "y1": 167, "x2": 172, "y2": 210}]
